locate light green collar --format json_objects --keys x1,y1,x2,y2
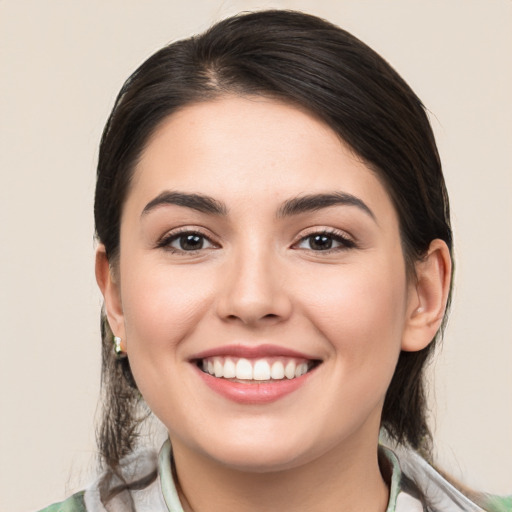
[
  {"x1": 157, "y1": 440, "x2": 407, "y2": 512},
  {"x1": 159, "y1": 440, "x2": 184, "y2": 512}
]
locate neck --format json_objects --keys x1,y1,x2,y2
[{"x1": 170, "y1": 430, "x2": 389, "y2": 512}]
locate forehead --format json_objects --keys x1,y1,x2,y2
[{"x1": 126, "y1": 96, "x2": 396, "y2": 221}]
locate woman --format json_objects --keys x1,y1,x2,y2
[{"x1": 40, "y1": 10, "x2": 510, "y2": 512}]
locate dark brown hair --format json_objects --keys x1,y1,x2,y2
[{"x1": 94, "y1": 9, "x2": 453, "y2": 470}]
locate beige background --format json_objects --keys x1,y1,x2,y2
[{"x1": 0, "y1": 1, "x2": 511, "y2": 510}]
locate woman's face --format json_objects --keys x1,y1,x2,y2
[{"x1": 105, "y1": 96, "x2": 421, "y2": 471}]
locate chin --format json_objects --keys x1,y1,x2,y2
[
  {"x1": 209, "y1": 443, "x2": 310, "y2": 473},
  {"x1": 188, "y1": 424, "x2": 327, "y2": 474}
]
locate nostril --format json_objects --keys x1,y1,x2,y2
[
  {"x1": 217, "y1": 291, "x2": 292, "y2": 325},
  {"x1": 225, "y1": 313, "x2": 281, "y2": 324}
]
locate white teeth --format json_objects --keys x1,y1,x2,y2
[
  {"x1": 235, "y1": 358, "x2": 253, "y2": 380},
  {"x1": 201, "y1": 356, "x2": 314, "y2": 381},
  {"x1": 270, "y1": 361, "x2": 285, "y2": 379},
  {"x1": 284, "y1": 361, "x2": 296, "y2": 379},
  {"x1": 223, "y1": 358, "x2": 236, "y2": 378},
  {"x1": 214, "y1": 359, "x2": 224, "y2": 378},
  {"x1": 253, "y1": 359, "x2": 271, "y2": 381},
  {"x1": 295, "y1": 363, "x2": 308, "y2": 377}
]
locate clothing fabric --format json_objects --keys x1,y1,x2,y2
[{"x1": 38, "y1": 440, "x2": 511, "y2": 512}]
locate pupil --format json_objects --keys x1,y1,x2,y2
[
  {"x1": 181, "y1": 234, "x2": 203, "y2": 250},
  {"x1": 311, "y1": 235, "x2": 332, "y2": 250}
]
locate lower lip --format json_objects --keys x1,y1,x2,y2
[{"x1": 194, "y1": 365, "x2": 314, "y2": 404}]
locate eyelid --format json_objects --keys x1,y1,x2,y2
[
  {"x1": 291, "y1": 227, "x2": 357, "y2": 251},
  {"x1": 156, "y1": 226, "x2": 220, "y2": 251}
]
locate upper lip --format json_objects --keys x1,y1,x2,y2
[{"x1": 190, "y1": 344, "x2": 320, "y2": 361}]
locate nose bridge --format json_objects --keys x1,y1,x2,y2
[{"x1": 217, "y1": 236, "x2": 291, "y2": 325}]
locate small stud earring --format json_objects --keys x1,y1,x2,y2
[
  {"x1": 113, "y1": 336, "x2": 126, "y2": 358},
  {"x1": 416, "y1": 306, "x2": 425, "y2": 314}
]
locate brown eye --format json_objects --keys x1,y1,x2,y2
[
  {"x1": 295, "y1": 231, "x2": 356, "y2": 252},
  {"x1": 308, "y1": 234, "x2": 334, "y2": 251},
  {"x1": 176, "y1": 234, "x2": 205, "y2": 251},
  {"x1": 159, "y1": 231, "x2": 216, "y2": 253}
]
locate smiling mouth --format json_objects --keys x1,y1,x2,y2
[{"x1": 196, "y1": 356, "x2": 321, "y2": 382}]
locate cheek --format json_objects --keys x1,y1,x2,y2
[
  {"x1": 119, "y1": 259, "x2": 214, "y2": 359},
  {"x1": 303, "y1": 258, "x2": 408, "y2": 370},
  {"x1": 117, "y1": 260, "x2": 217, "y2": 420}
]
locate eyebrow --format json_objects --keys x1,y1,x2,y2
[
  {"x1": 141, "y1": 191, "x2": 228, "y2": 217},
  {"x1": 277, "y1": 192, "x2": 376, "y2": 221},
  {"x1": 141, "y1": 190, "x2": 375, "y2": 221}
]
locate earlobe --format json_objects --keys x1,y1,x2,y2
[
  {"x1": 95, "y1": 245, "x2": 125, "y2": 341},
  {"x1": 401, "y1": 239, "x2": 452, "y2": 352}
]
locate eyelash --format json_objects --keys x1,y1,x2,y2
[
  {"x1": 157, "y1": 227, "x2": 356, "y2": 254},
  {"x1": 156, "y1": 228, "x2": 218, "y2": 254},
  {"x1": 293, "y1": 229, "x2": 356, "y2": 253}
]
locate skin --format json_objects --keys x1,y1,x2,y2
[{"x1": 96, "y1": 96, "x2": 451, "y2": 512}]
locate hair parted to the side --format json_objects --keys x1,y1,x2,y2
[{"x1": 94, "y1": 10, "x2": 453, "y2": 470}]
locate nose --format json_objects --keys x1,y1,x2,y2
[{"x1": 215, "y1": 245, "x2": 292, "y2": 326}]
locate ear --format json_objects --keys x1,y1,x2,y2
[
  {"x1": 401, "y1": 239, "x2": 452, "y2": 352},
  {"x1": 95, "y1": 245, "x2": 126, "y2": 343}
]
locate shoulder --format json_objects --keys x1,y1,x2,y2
[
  {"x1": 385, "y1": 444, "x2": 512, "y2": 512},
  {"x1": 37, "y1": 491, "x2": 86, "y2": 512},
  {"x1": 477, "y1": 494, "x2": 512, "y2": 512},
  {"x1": 35, "y1": 447, "x2": 163, "y2": 512}
]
